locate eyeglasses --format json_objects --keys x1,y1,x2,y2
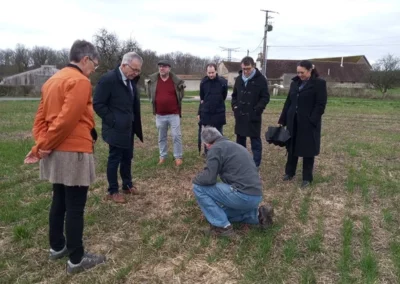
[
  {"x1": 242, "y1": 67, "x2": 253, "y2": 71},
  {"x1": 88, "y1": 57, "x2": 99, "y2": 70},
  {"x1": 126, "y1": 64, "x2": 141, "y2": 73}
]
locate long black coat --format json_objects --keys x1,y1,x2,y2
[
  {"x1": 278, "y1": 76, "x2": 327, "y2": 157},
  {"x1": 198, "y1": 74, "x2": 228, "y2": 127},
  {"x1": 93, "y1": 67, "x2": 143, "y2": 149},
  {"x1": 231, "y1": 68, "x2": 270, "y2": 137}
]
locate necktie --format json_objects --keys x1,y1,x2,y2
[{"x1": 126, "y1": 79, "x2": 134, "y2": 98}]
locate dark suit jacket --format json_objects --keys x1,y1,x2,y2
[{"x1": 93, "y1": 67, "x2": 143, "y2": 148}]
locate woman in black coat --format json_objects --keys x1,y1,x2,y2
[{"x1": 278, "y1": 60, "x2": 327, "y2": 188}]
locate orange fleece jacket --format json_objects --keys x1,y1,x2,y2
[{"x1": 31, "y1": 66, "x2": 95, "y2": 157}]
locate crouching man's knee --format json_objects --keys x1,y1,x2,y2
[{"x1": 192, "y1": 183, "x2": 203, "y2": 197}]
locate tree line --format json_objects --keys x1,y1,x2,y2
[{"x1": 0, "y1": 28, "x2": 222, "y2": 85}]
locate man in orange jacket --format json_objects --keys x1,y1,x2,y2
[{"x1": 24, "y1": 40, "x2": 106, "y2": 274}]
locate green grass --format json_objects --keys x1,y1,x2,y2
[
  {"x1": 298, "y1": 193, "x2": 312, "y2": 224},
  {"x1": 0, "y1": 97, "x2": 399, "y2": 283},
  {"x1": 306, "y1": 217, "x2": 324, "y2": 253},
  {"x1": 338, "y1": 218, "x2": 355, "y2": 284},
  {"x1": 390, "y1": 241, "x2": 400, "y2": 281},
  {"x1": 283, "y1": 235, "x2": 300, "y2": 264},
  {"x1": 360, "y1": 216, "x2": 379, "y2": 283}
]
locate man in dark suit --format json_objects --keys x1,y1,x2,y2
[{"x1": 93, "y1": 52, "x2": 143, "y2": 204}]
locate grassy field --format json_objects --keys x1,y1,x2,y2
[{"x1": 0, "y1": 97, "x2": 399, "y2": 283}]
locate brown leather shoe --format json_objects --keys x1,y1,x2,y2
[
  {"x1": 158, "y1": 158, "x2": 165, "y2": 165},
  {"x1": 105, "y1": 193, "x2": 126, "y2": 204},
  {"x1": 123, "y1": 185, "x2": 139, "y2": 195},
  {"x1": 175, "y1": 158, "x2": 183, "y2": 167}
]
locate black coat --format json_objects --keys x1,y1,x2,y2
[
  {"x1": 198, "y1": 74, "x2": 228, "y2": 127},
  {"x1": 231, "y1": 68, "x2": 270, "y2": 137},
  {"x1": 278, "y1": 76, "x2": 327, "y2": 157},
  {"x1": 93, "y1": 67, "x2": 143, "y2": 149}
]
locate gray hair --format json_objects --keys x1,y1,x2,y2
[
  {"x1": 69, "y1": 40, "x2": 99, "y2": 62},
  {"x1": 201, "y1": 126, "x2": 222, "y2": 144},
  {"x1": 121, "y1": 52, "x2": 143, "y2": 65}
]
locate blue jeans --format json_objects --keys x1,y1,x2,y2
[
  {"x1": 193, "y1": 182, "x2": 262, "y2": 228},
  {"x1": 156, "y1": 114, "x2": 183, "y2": 159},
  {"x1": 236, "y1": 135, "x2": 262, "y2": 167}
]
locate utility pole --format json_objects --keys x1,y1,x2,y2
[
  {"x1": 220, "y1": 47, "x2": 240, "y2": 62},
  {"x1": 260, "y1": 9, "x2": 279, "y2": 77}
]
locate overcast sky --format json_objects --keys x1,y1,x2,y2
[{"x1": 1, "y1": 0, "x2": 399, "y2": 63}]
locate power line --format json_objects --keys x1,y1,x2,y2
[
  {"x1": 269, "y1": 43, "x2": 400, "y2": 48},
  {"x1": 249, "y1": 38, "x2": 264, "y2": 53}
]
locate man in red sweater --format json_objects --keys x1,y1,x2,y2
[{"x1": 147, "y1": 60, "x2": 185, "y2": 166}]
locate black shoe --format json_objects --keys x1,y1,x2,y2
[
  {"x1": 258, "y1": 205, "x2": 274, "y2": 229},
  {"x1": 301, "y1": 180, "x2": 311, "y2": 188},
  {"x1": 202, "y1": 225, "x2": 237, "y2": 238},
  {"x1": 283, "y1": 174, "x2": 294, "y2": 181}
]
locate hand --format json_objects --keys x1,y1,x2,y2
[
  {"x1": 39, "y1": 149, "x2": 52, "y2": 158},
  {"x1": 24, "y1": 151, "x2": 39, "y2": 164},
  {"x1": 197, "y1": 115, "x2": 200, "y2": 121}
]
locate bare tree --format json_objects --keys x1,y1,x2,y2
[
  {"x1": 0, "y1": 49, "x2": 18, "y2": 79},
  {"x1": 369, "y1": 54, "x2": 400, "y2": 96},
  {"x1": 139, "y1": 49, "x2": 159, "y2": 77},
  {"x1": 119, "y1": 38, "x2": 141, "y2": 61},
  {"x1": 14, "y1": 44, "x2": 31, "y2": 72},
  {"x1": 212, "y1": 55, "x2": 222, "y2": 66},
  {"x1": 55, "y1": 49, "x2": 70, "y2": 69},
  {"x1": 93, "y1": 28, "x2": 121, "y2": 73},
  {"x1": 31, "y1": 46, "x2": 56, "y2": 67},
  {"x1": 2, "y1": 49, "x2": 16, "y2": 66}
]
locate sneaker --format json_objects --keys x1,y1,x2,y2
[
  {"x1": 105, "y1": 193, "x2": 126, "y2": 204},
  {"x1": 122, "y1": 185, "x2": 139, "y2": 195},
  {"x1": 301, "y1": 180, "x2": 311, "y2": 188},
  {"x1": 203, "y1": 225, "x2": 237, "y2": 238},
  {"x1": 66, "y1": 252, "x2": 106, "y2": 274},
  {"x1": 175, "y1": 158, "x2": 183, "y2": 167},
  {"x1": 49, "y1": 246, "x2": 68, "y2": 260},
  {"x1": 258, "y1": 205, "x2": 274, "y2": 229}
]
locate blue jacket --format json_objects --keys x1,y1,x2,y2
[
  {"x1": 198, "y1": 74, "x2": 228, "y2": 127},
  {"x1": 93, "y1": 67, "x2": 143, "y2": 148}
]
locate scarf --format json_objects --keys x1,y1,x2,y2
[{"x1": 242, "y1": 69, "x2": 256, "y2": 86}]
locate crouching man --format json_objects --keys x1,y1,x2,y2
[{"x1": 192, "y1": 126, "x2": 274, "y2": 237}]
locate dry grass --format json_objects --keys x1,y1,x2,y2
[{"x1": 0, "y1": 98, "x2": 399, "y2": 284}]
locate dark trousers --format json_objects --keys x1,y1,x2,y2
[
  {"x1": 107, "y1": 135, "x2": 134, "y2": 194},
  {"x1": 49, "y1": 184, "x2": 88, "y2": 264},
  {"x1": 285, "y1": 155, "x2": 315, "y2": 182},
  {"x1": 204, "y1": 125, "x2": 224, "y2": 154},
  {"x1": 236, "y1": 135, "x2": 262, "y2": 167}
]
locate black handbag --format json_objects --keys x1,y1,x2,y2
[{"x1": 265, "y1": 126, "x2": 291, "y2": 147}]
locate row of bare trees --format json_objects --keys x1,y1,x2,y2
[{"x1": 0, "y1": 28, "x2": 222, "y2": 84}]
